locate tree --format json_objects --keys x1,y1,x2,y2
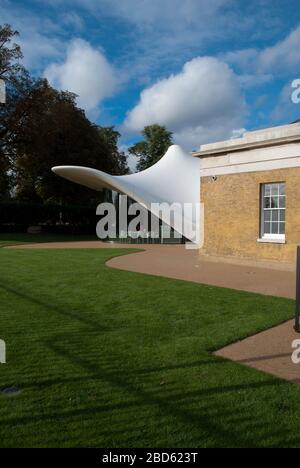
[
  {"x1": 0, "y1": 24, "x2": 30, "y2": 197},
  {"x1": 0, "y1": 150, "x2": 10, "y2": 197},
  {"x1": 14, "y1": 80, "x2": 129, "y2": 203},
  {"x1": 97, "y1": 126, "x2": 129, "y2": 175},
  {"x1": 0, "y1": 23, "x2": 129, "y2": 204},
  {"x1": 128, "y1": 124, "x2": 173, "y2": 172},
  {"x1": 0, "y1": 24, "x2": 25, "y2": 81}
]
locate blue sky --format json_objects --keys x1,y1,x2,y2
[{"x1": 1, "y1": 0, "x2": 300, "y2": 166}]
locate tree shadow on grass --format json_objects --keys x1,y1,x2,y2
[
  {"x1": 0, "y1": 281, "x2": 109, "y2": 331},
  {"x1": 0, "y1": 280, "x2": 298, "y2": 447},
  {"x1": 237, "y1": 353, "x2": 292, "y2": 363},
  {"x1": 36, "y1": 339, "x2": 297, "y2": 447}
]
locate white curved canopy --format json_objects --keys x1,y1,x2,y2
[{"x1": 52, "y1": 145, "x2": 201, "y2": 244}]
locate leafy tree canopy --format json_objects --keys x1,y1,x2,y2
[
  {"x1": 0, "y1": 24, "x2": 31, "y2": 196},
  {"x1": 15, "y1": 81, "x2": 128, "y2": 203},
  {"x1": 0, "y1": 24, "x2": 129, "y2": 203},
  {"x1": 128, "y1": 124, "x2": 173, "y2": 172},
  {"x1": 0, "y1": 24, "x2": 24, "y2": 81}
]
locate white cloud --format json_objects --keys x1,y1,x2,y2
[
  {"x1": 238, "y1": 73, "x2": 273, "y2": 89},
  {"x1": 124, "y1": 57, "x2": 246, "y2": 149},
  {"x1": 258, "y1": 25, "x2": 300, "y2": 74},
  {"x1": 223, "y1": 48, "x2": 259, "y2": 70},
  {"x1": 61, "y1": 12, "x2": 84, "y2": 30},
  {"x1": 47, "y1": 0, "x2": 228, "y2": 27},
  {"x1": 101, "y1": 0, "x2": 228, "y2": 26},
  {"x1": 40, "y1": 0, "x2": 260, "y2": 83},
  {"x1": 0, "y1": 0, "x2": 65, "y2": 70},
  {"x1": 44, "y1": 39, "x2": 118, "y2": 115},
  {"x1": 223, "y1": 26, "x2": 300, "y2": 78},
  {"x1": 20, "y1": 34, "x2": 64, "y2": 70}
]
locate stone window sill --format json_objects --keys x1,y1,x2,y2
[{"x1": 257, "y1": 238, "x2": 286, "y2": 245}]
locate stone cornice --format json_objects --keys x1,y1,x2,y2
[{"x1": 193, "y1": 123, "x2": 300, "y2": 158}]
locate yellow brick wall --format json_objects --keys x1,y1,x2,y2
[{"x1": 200, "y1": 167, "x2": 300, "y2": 262}]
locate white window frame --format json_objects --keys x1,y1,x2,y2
[{"x1": 258, "y1": 182, "x2": 286, "y2": 244}]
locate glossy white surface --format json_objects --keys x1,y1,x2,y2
[{"x1": 52, "y1": 145, "x2": 201, "y2": 244}]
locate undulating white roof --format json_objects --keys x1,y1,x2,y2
[{"x1": 52, "y1": 145, "x2": 201, "y2": 244}]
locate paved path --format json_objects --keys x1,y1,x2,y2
[
  {"x1": 109, "y1": 245, "x2": 299, "y2": 384},
  {"x1": 107, "y1": 245, "x2": 295, "y2": 299},
  {"x1": 9, "y1": 241, "x2": 295, "y2": 298},
  {"x1": 216, "y1": 320, "x2": 300, "y2": 384}
]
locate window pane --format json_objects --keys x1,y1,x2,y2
[
  {"x1": 261, "y1": 183, "x2": 286, "y2": 238},
  {"x1": 279, "y1": 196, "x2": 285, "y2": 208},
  {"x1": 279, "y1": 183, "x2": 285, "y2": 196},
  {"x1": 271, "y1": 184, "x2": 279, "y2": 196},
  {"x1": 279, "y1": 223, "x2": 285, "y2": 235},
  {"x1": 279, "y1": 210, "x2": 285, "y2": 222},
  {"x1": 264, "y1": 185, "x2": 271, "y2": 197},
  {"x1": 271, "y1": 222, "x2": 278, "y2": 234},
  {"x1": 264, "y1": 222, "x2": 271, "y2": 234}
]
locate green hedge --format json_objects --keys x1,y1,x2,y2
[{"x1": 0, "y1": 201, "x2": 97, "y2": 228}]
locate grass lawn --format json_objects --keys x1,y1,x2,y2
[
  {"x1": 0, "y1": 247, "x2": 299, "y2": 448},
  {"x1": 0, "y1": 233, "x2": 98, "y2": 248}
]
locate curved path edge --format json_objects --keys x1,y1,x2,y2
[
  {"x1": 6, "y1": 240, "x2": 299, "y2": 385},
  {"x1": 7, "y1": 241, "x2": 295, "y2": 299}
]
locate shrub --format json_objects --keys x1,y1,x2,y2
[{"x1": 0, "y1": 201, "x2": 97, "y2": 233}]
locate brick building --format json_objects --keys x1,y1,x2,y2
[
  {"x1": 193, "y1": 122, "x2": 300, "y2": 263},
  {"x1": 53, "y1": 121, "x2": 300, "y2": 264}
]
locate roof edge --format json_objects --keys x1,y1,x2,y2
[{"x1": 193, "y1": 122, "x2": 300, "y2": 158}]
